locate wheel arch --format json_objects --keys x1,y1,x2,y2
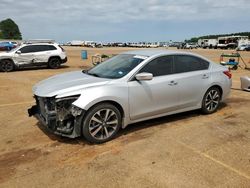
[
  {"x1": 48, "y1": 56, "x2": 62, "y2": 62},
  {"x1": 200, "y1": 84, "x2": 223, "y2": 108},
  {"x1": 85, "y1": 100, "x2": 125, "y2": 119},
  {"x1": 0, "y1": 58, "x2": 14, "y2": 63},
  {"x1": 208, "y1": 85, "x2": 223, "y2": 97}
]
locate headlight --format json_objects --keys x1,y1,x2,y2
[
  {"x1": 55, "y1": 95, "x2": 80, "y2": 104},
  {"x1": 71, "y1": 105, "x2": 83, "y2": 117},
  {"x1": 55, "y1": 95, "x2": 80, "y2": 121}
]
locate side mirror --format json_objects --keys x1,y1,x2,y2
[
  {"x1": 135, "y1": 72, "x2": 153, "y2": 81},
  {"x1": 16, "y1": 50, "x2": 21, "y2": 54}
]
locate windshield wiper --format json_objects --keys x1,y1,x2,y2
[
  {"x1": 88, "y1": 73, "x2": 100, "y2": 77},
  {"x1": 84, "y1": 71, "x2": 100, "y2": 77},
  {"x1": 82, "y1": 70, "x2": 100, "y2": 77}
]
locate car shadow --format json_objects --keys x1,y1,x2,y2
[
  {"x1": 18, "y1": 65, "x2": 70, "y2": 71},
  {"x1": 117, "y1": 102, "x2": 227, "y2": 138},
  {"x1": 35, "y1": 102, "x2": 228, "y2": 145},
  {"x1": 0, "y1": 65, "x2": 70, "y2": 73},
  {"x1": 231, "y1": 87, "x2": 242, "y2": 91},
  {"x1": 36, "y1": 122, "x2": 85, "y2": 145}
]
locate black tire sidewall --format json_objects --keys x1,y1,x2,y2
[
  {"x1": 82, "y1": 103, "x2": 122, "y2": 144},
  {"x1": 201, "y1": 87, "x2": 221, "y2": 114},
  {"x1": 233, "y1": 65, "x2": 238, "y2": 70},
  {"x1": 48, "y1": 58, "x2": 61, "y2": 69},
  {"x1": 0, "y1": 59, "x2": 14, "y2": 72}
]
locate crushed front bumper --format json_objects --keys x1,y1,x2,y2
[{"x1": 28, "y1": 103, "x2": 83, "y2": 138}]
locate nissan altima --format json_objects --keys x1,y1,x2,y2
[{"x1": 28, "y1": 50, "x2": 232, "y2": 143}]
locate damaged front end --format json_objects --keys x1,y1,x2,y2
[{"x1": 28, "y1": 95, "x2": 84, "y2": 138}]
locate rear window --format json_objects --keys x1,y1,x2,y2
[
  {"x1": 174, "y1": 55, "x2": 209, "y2": 73},
  {"x1": 45, "y1": 45, "x2": 57, "y2": 51}
]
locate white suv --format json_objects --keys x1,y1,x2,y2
[
  {"x1": 0, "y1": 43, "x2": 67, "y2": 72},
  {"x1": 184, "y1": 43, "x2": 198, "y2": 49}
]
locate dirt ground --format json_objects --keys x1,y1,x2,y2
[{"x1": 0, "y1": 47, "x2": 250, "y2": 188}]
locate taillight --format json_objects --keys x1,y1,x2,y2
[{"x1": 223, "y1": 70, "x2": 232, "y2": 79}]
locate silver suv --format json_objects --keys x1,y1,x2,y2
[
  {"x1": 0, "y1": 43, "x2": 67, "y2": 72},
  {"x1": 28, "y1": 50, "x2": 231, "y2": 143}
]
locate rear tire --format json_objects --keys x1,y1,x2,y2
[
  {"x1": 232, "y1": 65, "x2": 238, "y2": 70},
  {"x1": 0, "y1": 59, "x2": 14, "y2": 72},
  {"x1": 82, "y1": 103, "x2": 122, "y2": 144},
  {"x1": 48, "y1": 57, "x2": 61, "y2": 69},
  {"x1": 201, "y1": 87, "x2": 221, "y2": 114}
]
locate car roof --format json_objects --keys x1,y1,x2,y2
[
  {"x1": 24, "y1": 43, "x2": 56, "y2": 45},
  {"x1": 21, "y1": 43, "x2": 58, "y2": 47},
  {"x1": 122, "y1": 49, "x2": 200, "y2": 57}
]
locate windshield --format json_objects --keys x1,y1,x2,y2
[{"x1": 86, "y1": 54, "x2": 147, "y2": 79}]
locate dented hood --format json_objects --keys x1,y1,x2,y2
[
  {"x1": 33, "y1": 71, "x2": 110, "y2": 97},
  {"x1": 0, "y1": 51, "x2": 13, "y2": 58}
]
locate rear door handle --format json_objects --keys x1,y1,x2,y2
[
  {"x1": 202, "y1": 74, "x2": 209, "y2": 79},
  {"x1": 168, "y1": 80, "x2": 178, "y2": 86}
]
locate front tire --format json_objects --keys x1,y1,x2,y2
[
  {"x1": 0, "y1": 59, "x2": 14, "y2": 72},
  {"x1": 48, "y1": 57, "x2": 61, "y2": 69},
  {"x1": 201, "y1": 87, "x2": 221, "y2": 114},
  {"x1": 82, "y1": 103, "x2": 122, "y2": 143}
]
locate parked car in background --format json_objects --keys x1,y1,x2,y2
[
  {"x1": 198, "y1": 39, "x2": 218, "y2": 49},
  {"x1": 28, "y1": 50, "x2": 232, "y2": 143},
  {"x1": 0, "y1": 42, "x2": 67, "y2": 72},
  {"x1": 245, "y1": 46, "x2": 250, "y2": 51},
  {"x1": 184, "y1": 43, "x2": 198, "y2": 49},
  {"x1": 217, "y1": 36, "x2": 248, "y2": 49},
  {"x1": 0, "y1": 41, "x2": 17, "y2": 51},
  {"x1": 176, "y1": 42, "x2": 186, "y2": 49},
  {"x1": 236, "y1": 44, "x2": 250, "y2": 51}
]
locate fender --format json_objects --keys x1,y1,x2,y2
[{"x1": 72, "y1": 84, "x2": 129, "y2": 121}]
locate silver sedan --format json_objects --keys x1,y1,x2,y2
[{"x1": 28, "y1": 50, "x2": 232, "y2": 143}]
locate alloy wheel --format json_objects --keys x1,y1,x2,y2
[
  {"x1": 49, "y1": 58, "x2": 60, "y2": 68},
  {"x1": 205, "y1": 89, "x2": 220, "y2": 112},
  {"x1": 1, "y1": 60, "x2": 13, "y2": 72},
  {"x1": 88, "y1": 108, "x2": 119, "y2": 140}
]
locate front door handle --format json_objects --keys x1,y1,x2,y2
[{"x1": 168, "y1": 80, "x2": 178, "y2": 86}]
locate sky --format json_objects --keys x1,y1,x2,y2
[{"x1": 0, "y1": 0, "x2": 250, "y2": 43}]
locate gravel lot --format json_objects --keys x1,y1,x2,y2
[{"x1": 0, "y1": 47, "x2": 250, "y2": 187}]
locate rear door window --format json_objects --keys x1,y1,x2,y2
[
  {"x1": 32, "y1": 45, "x2": 57, "y2": 52},
  {"x1": 173, "y1": 55, "x2": 209, "y2": 73},
  {"x1": 30, "y1": 45, "x2": 43, "y2": 53}
]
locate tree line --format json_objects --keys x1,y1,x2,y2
[{"x1": 0, "y1": 18, "x2": 22, "y2": 40}]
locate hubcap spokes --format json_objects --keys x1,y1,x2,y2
[
  {"x1": 89, "y1": 109, "x2": 118, "y2": 140},
  {"x1": 205, "y1": 90, "x2": 220, "y2": 111},
  {"x1": 2, "y1": 62, "x2": 12, "y2": 71},
  {"x1": 50, "y1": 59, "x2": 59, "y2": 67}
]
